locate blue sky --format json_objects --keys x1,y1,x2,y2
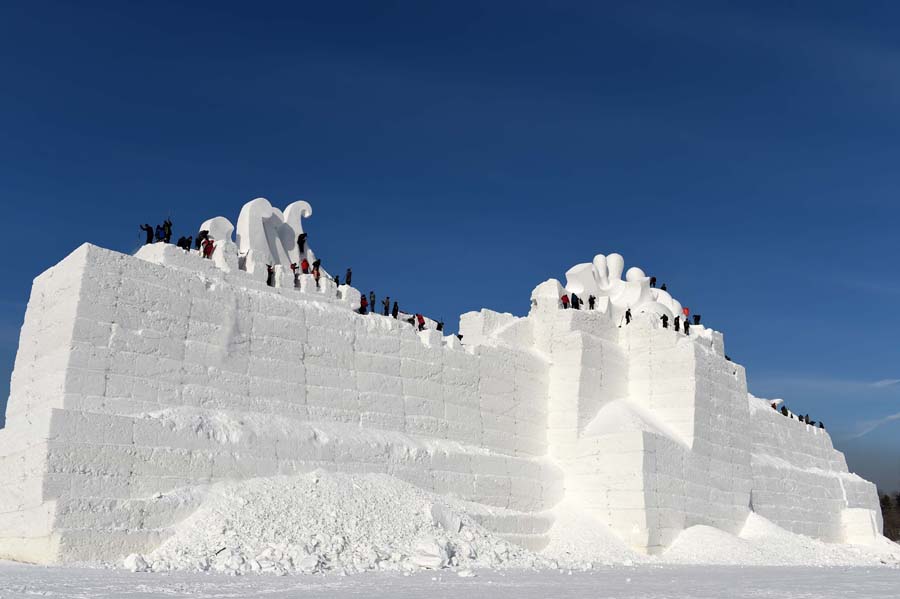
[{"x1": 1, "y1": 1, "x2": 898, "y2": 491}]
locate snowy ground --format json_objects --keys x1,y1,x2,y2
[{"x1": 2, "y1": 561, "x2": 900, "y2": 599}]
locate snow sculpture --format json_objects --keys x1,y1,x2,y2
[
  {"x1": 566, "y1": 253, "x2": 669, "y2": 319},
  {"x1": 198, "y1": 216, "x2": 238, "y2": 271},
  {"x1": 0, "y1": 205, "x2": 885, "y2": 564},
  {"x1": 235, "y1": 197, "x2": 321, "y2": 280}
]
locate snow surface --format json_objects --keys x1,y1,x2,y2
[{"x1": 2, "y1": 561, "x2": 899, "y2": 599}]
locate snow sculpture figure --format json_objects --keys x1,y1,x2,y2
[
  {"x1": 234, "y1": 197, "x2": 321, "y2": 281},
  {"x1": 565, "y1": 253, "x2": 677, "y2": 321},
  {"x1": 282, "y1": 200, "x2": 317, "y2": 266},
  {"x1": 198, "y1": 216, "x2": 238, "y2": 271}
]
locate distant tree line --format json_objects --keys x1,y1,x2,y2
[{"x1": 879, "y1": 492, "x2": 900, "y2": 541}]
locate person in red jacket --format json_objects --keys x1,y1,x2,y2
[
  {"x1": 201, "y1": 238, "x2": 216, "y2": 259},
  {"x1": 560, "y1": 294, "x2": 569, "y2": 309},
  {"x1": 300, "y1": 258, "x2": 310, "y2": 274},
  {"x1": 416, "y1": 313, "x2": 426, "y2": 331},
  {"x1": 359, "y1": 294, "x2": 368, "y2": 315}
]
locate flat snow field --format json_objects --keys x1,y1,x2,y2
[{"x1": 1, "y1": 562, "x2": 899, "y2": 599}]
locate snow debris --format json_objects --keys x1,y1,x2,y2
[{"x1": 139, "y1": 471, "x2": 554, "y2": 576}]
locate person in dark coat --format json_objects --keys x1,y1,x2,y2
[
  {"x1": 693, "y1": 314, "x2": 701, "y2": 325},
  {"x1": 359, "y1": 295, "x2": 368, "y2": 315},
  {"x1": 334, "y1": 274, "x2": 340, "y2": 285},
  {"x1": 195, "y1": 230, "x2": 209, "y2": 250},
  {"x1": 140, "y1": 224, "x2": 154, "y2": 244},
  {"x1": 660, "y1": 314, "x2": 669, "y2": 328},
  {"x1": 176, "y1": 236, "x2": 186, "y2": 249},
  {"x1": 184, "y1": 235, "x2": 192, "y2": 251},
  {"x1": 163, "y1": 219, "x2": 173, "y2": 243},
  {"x1": 819, "y1": 422, "x2": 824, "y2": 429},
  {"x1": 683, "y1": 319, "x2": 690, "y2": 335},
  {"x1": 369, "y1": 291, "x2": 376, "y2": 314},
  {"x1": 155, "y1": 224, "x2": 166, "y2": 242},
  {"x1": 290, "y1": 263, "x2": 300, "y2": 287},
  {"x1": 625, "y1": 308, "x2": 632, "y2": 325},
  {"x1": 571, "y1": 292, "x2": 581, "y2": 310},
  {"x1": 382, "y1": 297, "x2": 390, "y2": 316},
  {"x1": 345, "y1": 268, "x2": 352, "y2": 286},
  {"x1": 392, "y1": 301, "x2": 399, "y2": 319},
  {"x1": 312, "y1": 258, "x2": 321, "y2": 271},
  {"x1": 781, "y1": 406, "x2": 789, "y2": 417},
  {"x1": 674, "y1": 315, "x2": 680, "y2": 332},
  {"x1": 266, "y1": 265, "x2": 275, "y2": 287},
  {"x1": 660, "y1": 283, "x2": 667, "y2": 292},
  {"x1": 297, "y1": 232, "x2": 307, "y2": 254},
  {"x1": 650, "y1": 276, "x2": 657, "y2": 288},
  {"x1": 436, "y1": 321, "x2": 444, "y2": 332},
  {"x1": 588, "y1": 295, "x2": 596, "y2": 310}
]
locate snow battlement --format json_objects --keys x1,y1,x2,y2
[{"x1": 0, "y1": 199, "x2": 884, "y2": 564}]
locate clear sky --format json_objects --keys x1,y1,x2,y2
[{"x1": 1, "y1": 1, "x2": 898, "y2": 491}]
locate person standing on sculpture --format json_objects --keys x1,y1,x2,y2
[
  {"x1": 345, "y1": 268, "x2": 352, "y2": 286},
  {"x1": 392, "y1": 301, "x2": 399, "y2": 319},
  {"x1": 201, "y1": 238, "x2": 215, "y2": 259},
  {"x1": 359, "y1": 294, "x2": 368, "y2": 315},
  {"x1": 561, "y1": 294, "x2": 569, "y2": 309},
  {"x1": 369, "y1": 291, "x2": 376, "y2": 314},
  {"x1": 195, "y1": 230, "x2": 209, "y2": 250},
  {"x1": 140, "y1": 224, "x2": 154, "y2": 245},
  {"x1": 571, "y1": 292, "x2": 581, "y2": 310},
  {"x1": 588, "y1": 295, "x2": 596, "y2": 310},
  {"x1": 382, "y1": 296, "x2": 390, "y2": 316},
  {"x1": 625, "y1": 308, "x2": 632, "y2": 325},
  {"x1": 297, "y1": 232, "x2": 307, "y2": 254}
]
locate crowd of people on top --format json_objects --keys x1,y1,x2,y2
[
  {"x1": 771, "y1": 402, "x2": 825, "y2": 430},
  {"x1": 357, "y1": 289, "x2": 444, "y2": 334},
  {"x1": 140, "y1": 219, "x2": 217, "y2": 259},
  {"x1": 139, "y1": 221, "x2": 445, "y2": 335},
  {"x1": 559, "y1": 278, "x2": 701, "y2": 336}
]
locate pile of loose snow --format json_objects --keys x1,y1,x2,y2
[
  {"x1": 125, "y1": 472, "x2": 900, "y2": 576},
  {"x1": 542, "y1": 498, "x2": 647, "y2": 566},
  {"x1": 659, "y1": 513, "x2": 900, "y2": 567},
  {"x1": 132, "y1": 471, "x2": 554, "y2": 576}
]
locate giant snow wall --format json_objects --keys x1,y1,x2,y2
[{"x1": 0, "y1": 199, "x2": 884, "y2": 563}]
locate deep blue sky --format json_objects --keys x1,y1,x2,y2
[{"x1": 1, "y1": 1, "x2": 898, "y2": 491}]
